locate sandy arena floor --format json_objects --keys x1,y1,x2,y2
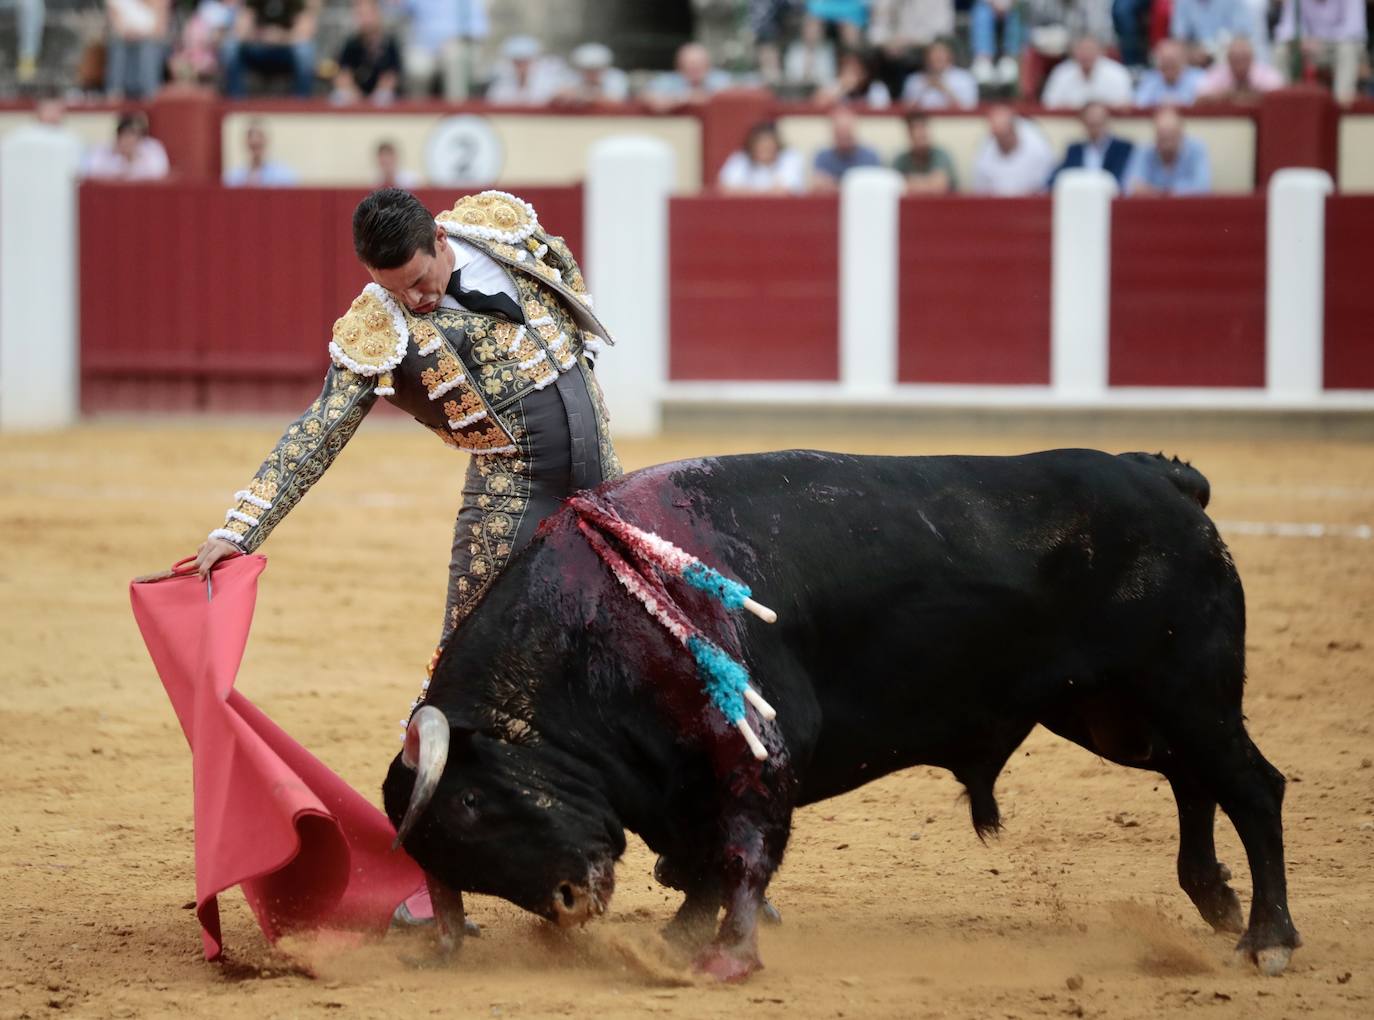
[{"x1": 0, "y1": 420, "x2": 1371, "y2": 1019}]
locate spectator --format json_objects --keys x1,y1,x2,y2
[
  {"x1": 223, "y1": 120, "x2": 298, "y2": 186},
  {"x1": 901, "y1": 38, "x2": 978, "y2": 108},
  {"x1": 554, "y1": 42, "x2": 630, "y2": 105},
  {"x1": 1024, "y1": 0, "x2": 1115, "y2": 63},
  {"x1": 484, "y1": 34, "x2": 566, "y2": 104},
  {"x1": 221, "y1": 0, "x2": 321, "y2": 98},
  {"x1": 1124, "y1": 107, "x2": 1211, "y2": 195},
  {"x1": 893, "y1": 111, "x2": 957, "y2": 193},
  {"x1": 643, "y1": 41, "x2": 733, "y2": 111},
  {"x1": 1134, "y1": 37, "x2": 1205, "y2": 106},
  {"x1": 1274, "y1": 0, "x2": 1367, "y2": 103},
  {"x1": 812, "y1": 105, "x2": 882, "y2": 189},
  {"x1": 815, "y1": 48, "x2": 893, "y2": 106},
  {"x1": 106, "y1": 0, "x2": 170, "y2": 99},
  {"x1": 717, "y1": 121, "x2": 808, "y2": 193},
  {"x1": 868, "y1": 0, "x2": 955, "y2": 96},
  {"x1": 398, "y1": 0, "x2": 487, "y2": 100},
  {"x1": 331, "y1": 0, "x2": 401, "y2": 103},
  {"x1": 794, "y1": 0, "x2": 868, "y2": 85},
  {"x1": 170, "y1": 1, "x2": 235, "y2": 86},
  {"x1": 16, "y1": 0, "x2": 46, "y2": 84},
  {"x1": 1170, "y1": 0, "x2": 1255, "y2": 64},
  {"x1": 82, "y1": 111, "x2": 170, "y2": 180},
  {"x1": 971, "y1": 105, "x2": 1055, "y2": 195},
  {"x1": 750, "y1": 0, "x2": 793, "y2": 86},
  {"x1": 1112, "y1": 0, "x2": 1154, "y2": 68},
  {"x1": 1197, "y1": 36, "x2": 1284, "y2": 102},
  {"x1": 1041, "y1": 34, "x2": 1133, "y2": 107},
  {"x1": 375, "y1": 139, "x2": 421, "y2": 188},
  {"x1": 971, "y1": 0, "x2": 1025, "y2": 86},
  {"x1": 1049, "y1": 100, "x2": 1133, "y2": 187}
]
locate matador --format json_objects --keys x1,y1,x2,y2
[{"x1": 195, "y1": 189, "x2": 622, "y2": 680}]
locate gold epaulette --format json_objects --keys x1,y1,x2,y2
[
  {"x1": 328, "y1": 283, "x2": 409, "y2": 395},
  {"x1": 436, "y1": 191, "x2": 540, "y2": 245}
]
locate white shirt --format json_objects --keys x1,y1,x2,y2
[
  {"x1": 717, "y1": 148, "x2": 807, "y2": 193},
  {"x1": 901, "y1": 66, "x2": 979, "y2": 108},
  {"x1": 439, "y1": 236, "x2": 521, "y2": 311},
  {"x1": 1082, "y1": 136, "x2": 1111, "y2": 172},
  {"x1": 972, "y1": 120, "x2": 1055, "y2": 196},
  {"x1": 1041, "y1": 57, "x2": 1134, "y2": 109}
]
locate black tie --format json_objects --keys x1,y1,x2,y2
[{"x1": 445, "y1": 267, "x2": 524, "y2": 323}]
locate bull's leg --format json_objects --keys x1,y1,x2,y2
[
  {"x1": 1168, "y1": 774, "x2": 1244, "y2": 933},
  {"x1": 693, "y1": 821, "x2": 777, "y2": 982},
  {"x1": 427, "y1": 874, "x2": 477, "y2": 955},
  {"x1": 1207, "y1": 732, "x2": 1300, "y2": 974},
  {"x1": 655, "y1": 856, "x2": 721, "y2": 947}
]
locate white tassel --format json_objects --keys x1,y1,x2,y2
[
  {"x1": 233, "y1": 490, "x2": 272, "y2": 510},
  {"x1": 374, "y1": 386, "x2": 396, "y2": 396},
  {"x1": 737, "y1": 719, "x2": 768, "y2": 761},
  {"x1": 743, "y1": 686, "x2": 776, "y2": 721},
  {"x1": 208, "y1": 528, "x2": 244, "y2": 545},
  {"x1": 225, "y1": 509, "x2": 259, "y2": 527},
  {"x1": 417, "y1": 337, "x2": 442, "y2": 356},
  {"x1": 427, "y1": 375, "x2": 465, "y2": 400},
  {"x1": 743, "y1": 597, "x2": 778, "y2": 624}
]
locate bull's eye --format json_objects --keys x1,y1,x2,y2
[{"x1": 461, "y1": 790, "x2": 479, "y2": 810}]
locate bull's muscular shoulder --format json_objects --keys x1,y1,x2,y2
[{"x1": 328, "y1": 282, "x2": 409, "y2": 390}]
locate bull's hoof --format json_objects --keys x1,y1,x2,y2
[
  {"x1": 1255, "y1": 947, "x2": 1293, "y2": 977},
  {"x1": 760, "y1": 899, "x2": 782, "y2": 926},
  {"x1": 1202, "y1": 885, "x2": 1245, "y2": 934},
  {"x1": 693, "y1": 946, "x2": 762, "y2": 983}
]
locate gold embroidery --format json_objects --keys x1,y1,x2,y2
[
  {"x1": 436, "y1": 192, "x2": 536, "y2": 241},
  {"x1": 442, "y1": 389, "x2": 485, "y2": 422},
  {"x1": 487, "y1": 241, "x2": 525, "y2": 262},
  {"x1": 330, "y1": 290, "x2": 402, "y2": 372},
  {"x1": 411, "y1": 319, "x2": 441, "y2": 351}
]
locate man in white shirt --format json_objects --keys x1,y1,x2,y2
[
  {"x1": 1041, "y1": 35, "x2": 1134, "y2": 108},
  {"x1": 484, "y1": 34, "x2": 567, "y2": 104},
  {"x1": 82, "y1": 112, "x2": 170, "y2": 181},
  {"x1": 972, "y1": 105, "x2": 1055, "y2": 195},
  {"x1": 900, "y1": 39, "x2": 979, "y2": 109}
]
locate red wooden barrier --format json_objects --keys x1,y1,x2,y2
[
  {"x1": 897, "y1": 196, "x2": 1051, "y2": 384},
  {"x1": 1109, "y1": 197, "x2": 1266, "y2": 388},
  {"x1": 78, "y1": 184, "x2": 582, "y2": 412},
  {"x1": 668, "y1": 194, "x2": 839, "y2": 381},
  {"x1": 1324, "y1": 195, "x2": 1374, "y2": 390}
]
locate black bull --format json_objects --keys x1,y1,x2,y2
[{"x1": 383, "y1": 448, "x2": 1299, "y2": 980}]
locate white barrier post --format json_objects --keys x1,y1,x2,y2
[
  {"x1": 0, "y1": 124, "x2": 83, "y2": 430},
  {"x1": 1266, "y1": 169, "x2": 1332, "y2": 402},
  {"x1": 840, "y1": 166, "x2": 904, "y2": 394},
  {"x1": 584, "y1": 137, "x2": 675, "y2": 437},
  {"x1": 1051, "y1": 169, "x2": 1116, "y2": 401}
]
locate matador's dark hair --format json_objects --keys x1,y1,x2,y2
[{"x1": 352, "y1": 188, "x2": 438, "y2": 269}]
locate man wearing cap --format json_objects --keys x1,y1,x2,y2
[
  {"x1": 555, "y1": 42, "x2": 630, "y2": 105},
  {"x1": 194, "y1": 189, "x2": 621, "y2": 704},
  {"x1": 485, "y1": 34, "x2": 568, "y2": 104}
]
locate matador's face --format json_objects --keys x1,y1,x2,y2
[{"x1": 366, "y1": 224, "x2": 456, "y2": 315}]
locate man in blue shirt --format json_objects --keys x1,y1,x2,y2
[
  {"x1": 1049, "y1": 102, "x2": 1134, "y2": 188},
  {"x1": 1125, "y1": 108, "x2": 1212, "y2": 196},
  {"x1": 1135, "y1": 38, "x2": 1206, "y2": 106},
  {"x1": 813, "y1": 105, "x2": 882, "y2": 189}
]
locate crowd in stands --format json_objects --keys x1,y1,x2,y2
[{"x1": 4, "y1": 0, "x2": 1369, "y2": 105}]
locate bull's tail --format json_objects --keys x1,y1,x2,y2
[{"x1": 1119, "y1": 452, "x2": 1211, "y2": 510}]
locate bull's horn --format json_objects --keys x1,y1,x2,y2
[{"x1": 394, "y1": 705, "x2": 450, "y2": 849}]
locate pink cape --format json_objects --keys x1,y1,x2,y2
[{"x1": 129, "y1": 554, "x2": 424, "y2": 960}]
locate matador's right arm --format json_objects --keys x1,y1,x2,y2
[{"x1": 206, "y1": 284, "x2": 409, "y2": 552}]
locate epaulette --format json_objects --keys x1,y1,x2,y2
[
  {"x1": 328, "y1": 283, "x2": 409, "y2": 395},
  {"x1": 436, "y1": 191, "x2": 540, "y2": 245}
]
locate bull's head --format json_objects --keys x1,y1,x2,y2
[{"x1": 383, "y1": 705, "x2": 626, "y2": 926}]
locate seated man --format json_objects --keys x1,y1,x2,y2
[
  {"x1": 900, "y1": 39, "x2": 978, "y2": 109},
  {"x1": 553, "y1": 42, "x2": 630, "y2": 105},
  {"x1": 1124, "y1": 107, "x2": 1212, "y2": 196},
  {"x1": 1041, "y1": 34, "x2": 1133, "y2": 108},
  {"x1": 82, "y1": 111, "x2": 170, "y2": 180},
  {"x1": 972, "y1": 104, "x2": 1055, "y2": 195},
  {"x1": 221, "y1": 0, "x2": 320, "y2": 97},
  {"x1": 484, "y1": 34, "x2": 567, "y2": 104},
  {"x1": 1197, "y1": 36, "x2": 1284, "y2": 103},
  {"x1": 1049, "y1": 101, "x2": 1133, "y2": 188},
  {"x1": 1134, "y1": 38, "x2": 1205, "y2": 107},
  {"x1": 1274, "y1": 0, "x2": 1367, "y2": 103},
  {"x1": 893, "y1": 111, "x2": 957, "y2": 193},
  {"x1": 812, "y1": 105, "x2": 882, "y2": 189},
  {"x1": 223, "y1": 120, "x2": 299, "y2": 186},
  {"x1": 1170, "y1": 0, "x2": 1255, "y2": 65},
  {"x1": 330, "y1": 0, "x2": 402, "y2": 104},
  {"x1": 642, "y1": 41, "x2": 733, "y2": 111}
]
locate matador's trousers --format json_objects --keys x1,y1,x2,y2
[{"x1": 438, "y1": 356, "x2": 621, "y2": 646}]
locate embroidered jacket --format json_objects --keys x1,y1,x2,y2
[{"x1": 208, "y1": 191, "x2": 615, "y2": 552}]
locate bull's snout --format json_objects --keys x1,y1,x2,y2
[
  {"x1": 550, "y1": 864, "x2": 614, "y2": 927},
  {"x1": 551, "y1": 881, "x2": 600, "y2": 926}
]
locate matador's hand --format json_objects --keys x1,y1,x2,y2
[{"x1": 194, "y1": 538, "x2": 239, "y2": 578}]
